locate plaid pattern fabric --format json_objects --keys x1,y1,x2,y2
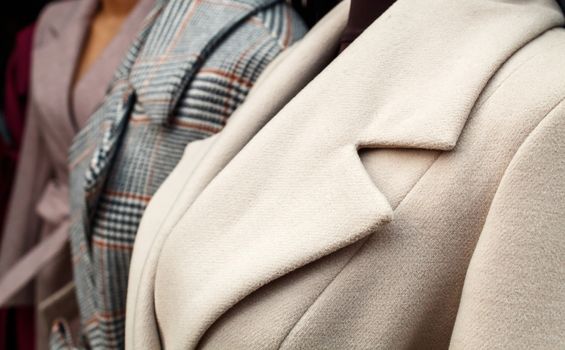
[
  {"x1": 55, "y1": 0, "x2": 306, "y2": 349},
  {"x1": 50, "y1": 320, "x2": 78, "y2": 350}
]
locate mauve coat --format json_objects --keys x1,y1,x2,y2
[{"x1": 0, "y1": 0, "x2": 153, "y2": 347}]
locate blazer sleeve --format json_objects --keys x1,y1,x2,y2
[
  {"x1": 449, "y1": 103, "x2": 565, "y2": 349},
  {"x1": 0, "y1": 100, "x2": 52, "y2": 305}
]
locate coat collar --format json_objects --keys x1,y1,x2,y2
[
  {"x1": 33, "y1": 0, "x2": 98, "y2": 141},
  {"x1": 328, "y1": 0, "x2": 564, "y2": 151},
  {"x1": 153, "y1": 0, "x2": 564, "y2": 347}
]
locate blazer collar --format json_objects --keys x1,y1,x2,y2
[
  {"x1": 128, "y1": 0, "x2": 281, "y2": 122},
  {"x1": 153, "y1": 0, "x2": 563, "y2": 347}
]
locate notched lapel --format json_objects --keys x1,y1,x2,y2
[
  {"x1": 154, "y1": 130, "x2": 394, "y2": 348},
  {"x1": 348, "y1": 0, "x2": 563, "y2": 151},
  {"x1": 153, "y1": 16, "x2": 397, "y2": 346}
]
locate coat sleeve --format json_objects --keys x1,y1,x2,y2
[
  {"x1": 449, "y1": 103, "x2": 565, "y2": 349},
  {"x1": 0, "y1": 100, "x2": 52, "y2": 305}
]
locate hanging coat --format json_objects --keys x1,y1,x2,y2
[
  {"x1": 126, "y1": 0, "x2": 565, "y2": 348},
  {"x1": 0, "y1": 22, "x2": 36, "y2": 350},
  {"x1": 0, "y1": 0, "x2": 154, "y2": 348}
]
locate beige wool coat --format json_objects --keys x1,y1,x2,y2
[{"x1": 126, "y1": 0, "x2": 565, "y2": 348}]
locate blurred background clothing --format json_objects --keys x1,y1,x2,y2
[
  {"x1": 0, "y1": 5, "x2": 51, "y2": 350},
  {"x1": 1, "y1": 23, "x2": 39, "y2": 350},
  {"x1": 0, "y1": 0, "x2": 154, "y2": 348},
  {"x1": 0, "y1": 1, "x2": 51, "y2": 113},
  {"x1": 1, "y1": 23, "x2": 35, "y2": 267}
]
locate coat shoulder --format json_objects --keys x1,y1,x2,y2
[{"x1": 34, "y1": 0, "x2": 80, "y2": 47}]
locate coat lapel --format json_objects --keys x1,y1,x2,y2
[
  {"x1": 348, "y1": 0, "x2": 563, "y2": 151},
  {"x1": 129, "y1": 0, "x2": 282, "y2": 122},
  {"x1": 82, "y1": 0, "x2": 282, "y2": 210},
  {"x1": 72, "y1": 0, "x2": 157, "y2": 129},
  {"x1": 32, "y1": 0, "x2": 97, "y2": 143},
  {"x1": 81, "y1": 2, "x2": 165, "y2": 208},
  {"x1": 153, "y1": 0, "x2": 564, "y2": 347},
  {"x1": 126, "y1": 2, "x2": 350, "y2": 348}
]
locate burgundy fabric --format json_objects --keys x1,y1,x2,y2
[
  {"x1": 4, "y1": 307, "x2": 35, "y2": 350},
  {"x1": 2, "y1": 24, "x2": 34, "y2": 159},
  {"x1": 15, "y1": 307, "x2": 35, "y2": 350},
  {"x1": 1, "y1": 24, "x2": 35, "y2": 230},
  {"x1": 0, "y1": 306, "x2": 33, "y2": 350},
  {"x1": 1, "y1": 24, "x2": 36, "y2": 350},
  {"x1": 339, "y1": 0, "x2": 395, "y2": 52}
]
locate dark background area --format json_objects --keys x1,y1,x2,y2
[
  {"x1": 0, "y1": 3, "x2": 51, "y2": 346},
  {"x1": 0, "y1": 0, "x2": 341, "y2": 110},
  {"x1": 0, "y1": 0, "x2": 52, "y2": 110}
]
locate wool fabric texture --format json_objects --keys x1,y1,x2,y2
[{"x1": 126, "y1": 0, "x2": 565, "y2": 348}]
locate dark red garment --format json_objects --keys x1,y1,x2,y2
[
  {"x1": 4, "y1": 24, "x2": 35, "y2": 150},
  {"x1": 0, "y1": 24, "x2": 36, "y2": 350},
  {"x1": 339, "y1": 0, "x2": 396, "y2": 52}
]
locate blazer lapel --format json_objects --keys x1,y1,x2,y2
[
  {"x1": 81, "y1": 2, "x2": 165, "y2": 209},
  {"x1": 82, "y1": 0, "x2": 282, "y2": 212},
  {"x1": 153, "y1": 0, "x2": 564, "y2": 347},
  {"x1": 128, "y1": 0, "x2": 282, "y2": 123}
]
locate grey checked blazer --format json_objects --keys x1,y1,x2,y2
[{"x1": 50, "y1": 0, "x2": 306, "y2": 348}]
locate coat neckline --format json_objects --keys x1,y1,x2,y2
[
  {"x1": 321, "y1": 0, "x2": 564, "y2": 151},
  {"x1": 32, "y1": 0, "x2": 156, "y2": 137}
]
